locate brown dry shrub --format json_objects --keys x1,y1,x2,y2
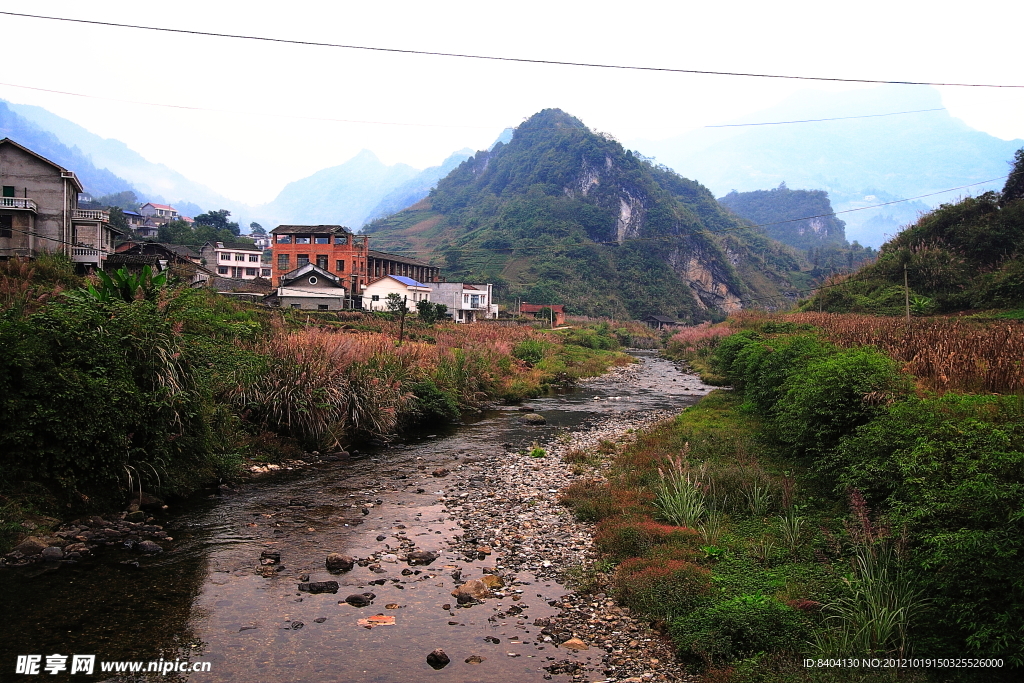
[{"x1": 613, "y1": 556, "x2": 711, "y2": 617}]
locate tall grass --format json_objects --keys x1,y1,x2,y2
[{"x1": 654, "y1": 448, "x2": 710, "y2": 528}]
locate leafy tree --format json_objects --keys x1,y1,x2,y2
[
  {"x1": 194, "y1": 209, "x2": 240, "y2": 236},
  {"x1": 108, "y1": 206, "x2": 129, "y2": 235},
  {"x1": 384, "y1": 292, "x2": 406, "y2": 313},
  {"x1": 249, "y1": 222, "x2": 267, "y2": 236},
  {"x1": 416, "y1": 299, "x2": 447, "y2": 323},
  {"x1": 158, "y1": 219, "x2": 194, "y2": 245},
  {"x1": 1001, "y1": 147, "x2": 1024, "y2": 206}
]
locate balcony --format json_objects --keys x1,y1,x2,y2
[
  {"x1": 0, "y1": 197, "x2": 37, "y2": 212},
  {"x1": 72, "y1": 209, "x2": 110, "y2": 222},
  {"x1": 71, "y1": 247, "x2": 104, "y2": 263}
]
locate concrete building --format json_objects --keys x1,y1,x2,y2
[
  {"x1": 200, "y1": 240, "x2": 270, "y2": 279},
  {"x1": 273, "y1": 263, "x2": 350, "y2": 310},
  {"x1": 271, "y1": 225, "x2": 369, "y2": 293},
  {"x1": 431, "y1": 282, "x2": 498, "y2": 323},
  {"x1": 367, "y1": 249, "x2": 439, "y2": 284},
  {"x1": 520, "y1": 302, "x2": 566, "y2": 326},
  {"x1": 362, "y1": 274, "x2": 432, "y2": 312},
  {"x1": 139, "y1": 203, "x2": 180, "y2": 223},
  {"x1": 0, "y1": 138, "x2": 124, "y2": 271}
]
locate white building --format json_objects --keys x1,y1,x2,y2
[
  {"x1": 200, "y1": 240, "x2": 270, "y2": 280},
  {"x1": 362, "y1": 274, "x2": 432, "y2": 312},
  {"x1": 431, "y1": 282, "x2": 498, "y2": 323},
  {"x1": 274, "y1": 263, "x2": 350, "y2": 310}
]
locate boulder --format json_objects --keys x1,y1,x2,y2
[
  {"x1": 40, "y1": 546, "x2": 64, "y2": 562},
  {"x1": 479, "y1": 574, "x2": 504, "y2": 589},
  {"x1": 325, "y1": 553, "x2": 355, "y2": 572},
  {"x1": 137, "y1": 541, "x2": 163, "y2": 554},
  {"x1": 426, "y1": 649, "x2": 450, "y2": 670},
  {"x1": 11, "y1": 537, "x2": 47, "y2": 556},
  {"x1": 522, "y1": 413, "x2": 546, "y2": 425},
  {"x1": 561, "y1": 637, "x2": 589, "y2": 651},
  {"x1": 451, "y1": 579, "x2": 490, "y2": 604},
  {"x1": 407, "y1": 550, "x2": 436, "y2": 566},
  {"x1": 344, "y1": 592, "x2": 376, "y2": 607},
  {"x1": 298, "y1": 581, "x2": 339, "y2": 594},
  {"x1": 125, "y1": 511, "x2": 146, "y2": 523}
]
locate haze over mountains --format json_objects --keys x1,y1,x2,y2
[{"x1": 2, "y1": 86, "x2": 1021, "y2": 250}]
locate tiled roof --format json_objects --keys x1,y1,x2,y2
[{"x1": 143, "y1": 203, "x2": 176, "y2": 211}]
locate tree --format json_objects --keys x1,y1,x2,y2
[
  {"x1": 194, "y1": 209, "x2": 240, "y2": 236},
  {"x1": 1001, "y1": 148, "x2": 1024, "y2": 206},
  {"x1": 158, "y1": 219, "x2": 194, "y2": 245},
  {"x1": 108, "y1": 206, "x2": 130, "y2": 235},
  {"x1": 249, "y1": 222, "x2": 267, "y2": 236},
  {"x1": 385, "y1": 292, "x2": 406, "y2": 314},
  {"x1": 417, "y1": 299, "x2": 448, "y2": 324}
]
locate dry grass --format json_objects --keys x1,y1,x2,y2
[{"x1": 738, "y1": 312, "x2": 1024, "y2": 394}]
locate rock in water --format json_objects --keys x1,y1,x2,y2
[
  {"x1": 298, "y1": 581, "x2": 340, "y2": 594},
  {"x1": 522, "y1": 413, "x2": 547, "y2": 425},
  {"x1": 426, "y1": 649, "x2": 450, "y2": 670},
  {"x1": 451, "y1": 579, "x2": 490, "y2": 604},
  {"x1": 465, "y1": 655, "x2": 485, "y2": 664},
  {"x1": 137, "y1": 541, "x2": 163, "y2": 554},
  {"x1": 325, "y1": 553, "x2": 355, "y2": 572},
  {"x1": 407, "y1": 550, "x2": 436, "y2": 566},
  {"x1": 344, "y1": 592, "x2": 375, "y2": 607},
  {"x1": 561, "y1": 637, "x2": 589, "y2": 651}
]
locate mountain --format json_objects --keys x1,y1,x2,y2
[
  {"x1": 629, "y1": 86, "x2": 1024, "y2": 247},
  {"x1": 364, "y1": 109, "x2": 806, "y2": 321},
  {"x1": 364, "y1": 149, "x2": 473, "y2": 224},
  {"x1": 0, "y1": 101, "x2": 135, "y2": 197},
  {"x1": 719, "y1": 184, "x2": 848, "y2": 251},
  {"x1": 806, "y1": 153, "x2": 1024, "y2": 314},
  {"x1": 5, "y1": 100, "x2": 239, "y2": 214}
]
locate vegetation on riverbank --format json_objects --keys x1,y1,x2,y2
[
  {"x1": 563, "y1": 315, "x2": 1022, "y2": 682},
  {"x1": 0, "y1": 256, "x2": 629, "y2": 550}
]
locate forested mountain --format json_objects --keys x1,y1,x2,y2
[
  {"x1": 806, "y1": 149, "x2": 1024, "y2": 314},
  {"x1": 0, "y1": 101, "x2": 136, "y2": 197},
  {"x1": 630, "y1": 86, "x2": 1024, "y2": 247},
  {"x1": 364, "y1": 109, "x2": 806, "y2": 321}
]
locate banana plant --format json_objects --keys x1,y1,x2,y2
[{"x1": 85, "y1": 266, "x2": 167, "y2": 303}]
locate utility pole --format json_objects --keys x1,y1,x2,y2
[
  {"x1": 904, "y1": 263, "x2": 910, "y2": 322},
  {"x1": 398, "y1": 295, "x2": 408, "y2": 345}
]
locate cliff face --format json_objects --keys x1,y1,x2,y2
[{"x1": 364, "y1": 109, "x2": 801, "y2": 320}]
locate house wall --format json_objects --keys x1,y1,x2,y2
[
  {"x1": 362, "y1": 278, "x2": 431, "y2": 311},
  {"x1": 0, "y1": 144, "x2": 76, "y2": 259},
  {"x1": 271, "y1": 228, "x2": 369, "y2": 290},
  {"x1": 279, "y1": 295, "x2": 347, "y2": 311}
]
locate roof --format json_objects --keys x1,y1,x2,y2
[
  {"x1": 366, "y1": 274, "x2": 431, "y2": 289},
  {"x1": 279, "y1": 263, "x2": 343, "y2": 287},
  {"x1": 207, "y1": 276, "x2": 275, "y2": 294},
  {"x1": 646, "y1": 315, "x2": 678, "y2": 323},
  {"x1": 206, "y1": 241, "x2": 262, "y2": 252},
  {"x1": 368, "y1": 250, "x2": 433, "y2": 268},
  {"x1": 0, "y1": 138, "x2": 84, "y2": 193},
  {"x1": 271, "y1": 224, "x2": 353, "y2": 235},
  {"x1": 521, "y1": 302, "x2": 565, "y2": 313},
  {"x1": 123, "y1": 210, "x2": 141, "y2": 217},
  {"x1": 142, "y1": 203, "x2": 177, "y2": 211}
]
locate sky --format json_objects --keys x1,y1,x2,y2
[{"x1": 1, "y1": 0, "x2": 1022, "y2": 205}]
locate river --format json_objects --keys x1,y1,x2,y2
[{"x1": 1, "y1": 351, "x2": 713, "y2": 682}]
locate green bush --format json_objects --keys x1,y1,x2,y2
[
  {"x1": 512, "y1": 338, "x2": 547, "y2": 364},
  {"x1": 670, "y1": 593, "x2": 808, "y2": 666},
  {"x1": 733, "y1": 334, "x2": 832, "y2": 415},
  {"x1": 408, "y1": 379, "x2": 460, "y2": 423},
  {"x1": 614, "y1": 556, "x2": 711, "y2": 617}
]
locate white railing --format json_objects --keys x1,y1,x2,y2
[
  {"x1": 71, "y1": 247, "x2": 103, "y2": 263},
  {"x1": 0, "y1": 197, "x2": 37, "y2": 211},
  {"x1": 72, "y1": 209, "x2": 110, "y2": 221}
]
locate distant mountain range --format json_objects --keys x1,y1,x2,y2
[{"x1": 629, "y1": 86, "x2": 1024, "y2": 247}]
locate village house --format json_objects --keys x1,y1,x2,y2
[
  {"x1": 107, "y1": 241, "x2": 211, "y2": 285},
  {"x1": 200, "y1": 240, "x2": 271, "y2": 280},
  {"x1": 271, "y1": 225, "x2": 370, "y2": 294},
  {"x1": 271, "y1": 263, "x2": 350, "y2": 310},
  {"x1": 139, "y1": 202, "x2": 180, "y2": 224},
  {"x1": 644, "y1": 314, "x2": 678, "y2": 330},
  {"x1": 0, "y1": 138, "x2": 125, "y2": 271},
  {"x1": 431, "y1": 282, "x2": 498, "y2": 323},
  {"x1": 520, "y1": 302, "x2": 566, "y2": 326},
  {"x1": 362, "y1": 274, "x2": 432, "y2": 312}
]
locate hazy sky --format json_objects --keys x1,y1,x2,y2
[{"x1": 1, "y1": 0, "x2": 1022, "y2": 204}]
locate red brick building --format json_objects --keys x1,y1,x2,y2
[{"x1": 520, "y1": 302, "x2": 566, "y2": 326}]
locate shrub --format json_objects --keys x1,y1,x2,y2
[
  {"x1": 670, "y1": 593, "x2": 808, "y2": 666},
  {"x1": 614, "y1": 556, "x2": 711, "y2": 617},
  {"x1": 595, "y1": 519, "x2": 700, "y2": 560},
  {"x1": 558, "y1": 479, "x2": 618, "y2": 522},
  {"x1": 513, "y1": 339, "x2": 547, "y2": 364},
  {"x1": 408, "y1": 379, "x2": 460, "y2": 423}
]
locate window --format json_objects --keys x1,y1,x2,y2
[
  {"x1": 318, "y1": 304, "x2": 329, "y2": 310},
  {"x1": 334, "y1": 235, "x2": 348, "y2": 245},
  {"x1": 316, "y1": 255, "x2": 328, "y2": 269},
  {"x1": 315, "y1": 236, "x2": 329, "y2": 244},
  {"x1": 2, "y1": 186, "x2": 14, "y2": 198},
  {"x1": 235, "y1": 253, "x2": 246, "y2": 261},
  {"x1": 261, "y1": 268, "x2": 271, "y2": 277},
  {"x1": 308, "y1": 276, "x2": 318, "y2": 285},
  {"x1": 0, "y1": 215, "x2": 11, "y2": 238},
  {"x1": 248, "y1": 254, "x2": 259, "y2": 262},
  {"x1": 295, "y1": 236, "x2": 311, "y2": 244},
  {"x1": 297, "y1": 254, "x2": 309, "y2": 267},
  {"x1": 276, "y1": 235, "x2": 292, "y2": 243},
  {"x1": 217, "y1": 266, "x2": 228, "y2": 274},
  {"x1": 220, "y1": 252, "x2": 231, "y2": 260},
  {"x1": 336, "y1": 260, "x2": 345, "y2": 272},
  {"x1": 277, "y1": 254, "x2": 290, "y2": 270},
  {"x1": 290, "y1": 303, "x2": 301, "y2": 309},
  {"x1": 371, "y1": 295, "x2": 380, "y2": 301},
  {"x1": 246, "y1": 268, "x2": 257, "y2": 276}
]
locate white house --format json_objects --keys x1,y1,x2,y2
[
  {"x1": 362, "y1": 274, "x2": 432, "y2": 312},
  {"x1": 139, "y1": 203, "x2": 180, "y2": 222},
  {"x1": 431, "y1": 282, "x2": 498, "y2": 323},
  {"x1": 200, "y1": 240, "x2": 270, "y2": 280}
]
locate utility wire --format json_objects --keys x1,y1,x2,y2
[
  {"x1": 705, "y1": 107, "x2": 946, "y2": 127},
  {"x1": 2, "y1": 10, "x2": 1023, "y2": 89}
]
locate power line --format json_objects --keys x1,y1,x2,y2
[
  {"x1": 705, "y1": 107, "x2": 946, "y2": 128},
  {"x1": 3, "y1": 10, "x2": 1024, "y2": 89}
]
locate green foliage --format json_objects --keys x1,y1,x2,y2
[
  {"x1": 194, "y1": 209, "x2": 240, "y2": 235},
  {"x1": 384, "y1": 292, "x2": 406, "y2": 314},
  {"x1": 415, "y1": 298, "x2": 448, "y2": 324},
  {"x1": 670, "y1": 594, "x2": 808, "y2": 666},
  {"x1": 1001, "y1": 147, "x2": 1024, "y2": 206},
  {"x1": 83, "y1": 266, "x2": 167, "y2": 303},
  {"x1": 408, "y1": 379, "x2": 460, "y2": 423},
  {"x1": 512, "y1": 338, "x2": 547, "y2": 364},
  {"x1": 614, "y1": 556, "x2": 712, "y2": 617}
]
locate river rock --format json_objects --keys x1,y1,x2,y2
[
  {"x1": 561, "y1": 637, "x2": 589, "y2": 651},
  {"x1": 465, "y1": 655, "x2": 485, "y2": 664},
  {"x1": 522, "y1": 413, "x2": 546, "y2": 425},
  {"x1": 40, "y1": 546, "x2": 64, "y2": 561},
  {"x1": 138, "y1": 492, "x2": 165, "y2": 511},
  {"x1": 344, "y1": 592, "x2": 375, "y2": 607},
  {"x1": 137, "y1": 541, "x2": 163, "y2": 554},
  {"x1": 298, "y1": 581, "x2": 339, "y2": 594},
  {"x1": 125, "y1": 511, "x2": 146, "y2": 523},
  {"x1": 426, "y1": 649, "x2": 450, "y2": 670},
  {"x1": 11, "y1": 537, "x2": 47, "y2": 557},
  {"x1": 407, "y1": 550, "x2": 436, "y2": 566},
  {"x1": 479, "y1": 574, "x2": 504, "y2": 589},
  {"x1": 452, "y1": 579, "x2": 490, "y2": 603},
  {"x1": 325, "y1": 553, "x2": 355, "y2": 572}
]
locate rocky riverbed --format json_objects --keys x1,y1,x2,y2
[{"x1": 0, "y1": 352, "x2": 714, "y2": 682}]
